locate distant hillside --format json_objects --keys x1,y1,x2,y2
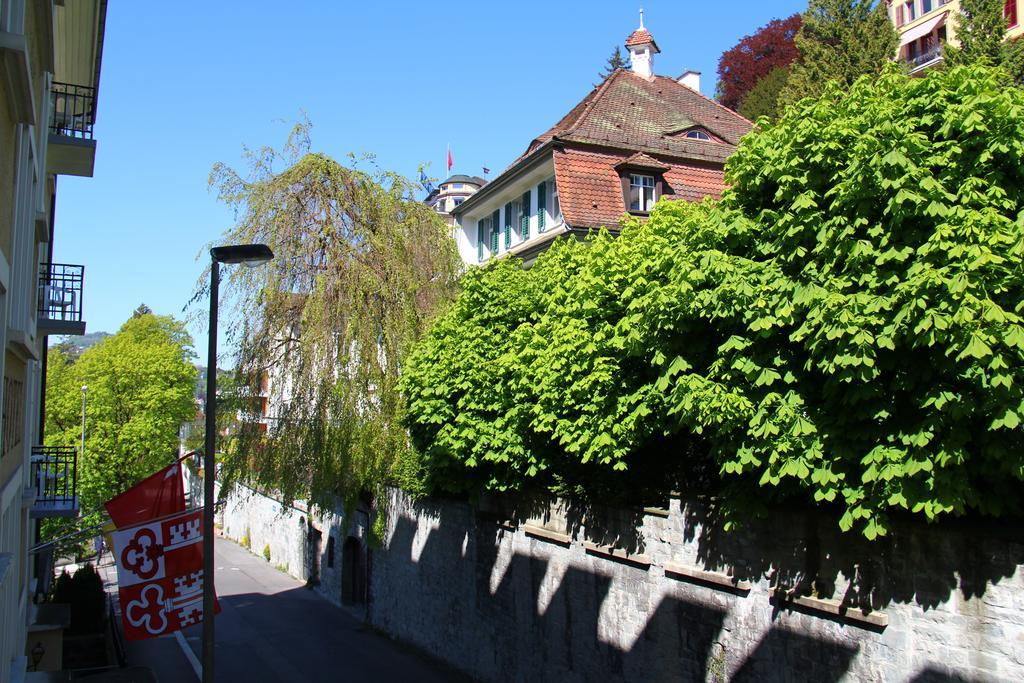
[
  {"x1": 72, "y1": 331, "x2": 111, "y2": 350},
  {"x1": 50, "y1": 331, "x2": 111, "y2": 360}
]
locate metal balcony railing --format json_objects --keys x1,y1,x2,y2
[
  {"x1": 49, "y1": 82, "x2": 96, "y2": 140},
  {"x1": 38, "y1": 263, "x2": 84, "y2": 325},
  {"x1": 31, "y1": 446, "x2": 78, "y2": 518},
  {"x1": 908, "y1": 45, "x2": 943, "y2": 70}
]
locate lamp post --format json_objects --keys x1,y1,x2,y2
[
  {"x1": 203, "y1": 243, "x2": 273, "y2": 683},
  {"x1": 80, "y1": 385, "x2": 87, "y2": 460}
]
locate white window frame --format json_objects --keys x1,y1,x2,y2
[
  {"x1": 629, "y1": 174, "x2": 656, "y2": 212},
  {"x1": 550, "y1": 178, "x2": 561, "y2": 223}
]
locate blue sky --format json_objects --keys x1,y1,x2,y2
[{"x1": 53, "y1": 0, "x2": 805, "y2": 357}]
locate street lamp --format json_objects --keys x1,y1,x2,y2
[
  {"x1": 80, "y1": 385, "x2": 87, "y2": 461},
  {"x1": 203, "y1": 243, "x2": 273, "y2": 683}
]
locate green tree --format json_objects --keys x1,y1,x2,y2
[
  {"x1": 44, "y1": 313, "x2": 198, "y2": 524},
  {"x1": 738, "y1": 65, "x2": 792, "y2": 121},
  {"x1": 780, "y1": 0, "x2": 897, "y2": 107},
  {"x1": 945, "y1": 0, "x2": 1024, "y2": 83},
  {"x1": 207, "y1": 120, "x2": 460, "y2": 516},
  {"x1": 597, "y1": 45, "x2": 631, "y2": 83},
  {"x1": 403, "y1": 65, "x2": 1024, "y2": 538}
]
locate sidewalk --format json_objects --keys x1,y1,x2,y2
[{"x1": 98, "y1": 557, "x2": 196, "y2": 682}]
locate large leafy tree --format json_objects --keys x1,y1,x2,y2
[
  {"x1": 208, "y1": 120, "x2": 460, "y2": 516},
  {"x1": 716, "y1": 14, "x2": 801, "y2": 112},
  {"x1": 402, "y1": 65, "x2": 1024, "y2": 537},
  {"x1": 944, "y1": 0, "x2": 1024, "y2": 84},
  {"x1": 45, "y1": 314, "x2": 197, "y2": 521},
  {"x1": 780, "y1": 0, "x2": 897, "y2": 107}
]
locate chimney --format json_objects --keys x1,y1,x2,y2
[
  {"x1": 625, "y1": 9, "x2": 660, "y2": 79},
  {"x1": 678, "y1": 70, "x2": 701, "y2": 92}
]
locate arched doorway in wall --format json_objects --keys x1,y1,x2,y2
[
  {"x1": 341, "y1": 536, "x2": 365, "y2": 605},
  {"x1": 308, "y1": 526, "x2": 322, "y2": 584}
]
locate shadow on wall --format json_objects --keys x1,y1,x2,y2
[
  {"x1": 375, "y1": 492, "x2": 1023, "y2": 683},
  {"x1": 479, "y1": 488, "x2": 1023, "y2": 613},
  {"x1": 381, "y1": 508, "x2": 854, "y2": 682},
  {"x1": 907, "y1": 667, "x2": 991, "y2": 683},
  {"x1": 683, "y1": 500, "x2": 1024, "y2": 612}
]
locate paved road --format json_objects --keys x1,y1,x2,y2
[{"x1": 122, "y1": 536, "x2": 467, "y2": 682}]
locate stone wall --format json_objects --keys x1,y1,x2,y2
[
  {"x1": 220, "y1": 483, "x2": 1024, "y2": 682},
  {"x1": 218, "y1": 482, "x2": 370, "y2": 610}
]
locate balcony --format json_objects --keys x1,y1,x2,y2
[
  {"x1": 46, "y1": 82, "x2": 97, "y2": 177},
  {"x1": 30, "y1": 446, "x2": 79, "y2": 519},
  {"x1": 38, "y1": 263, "x2": 86, "y2": 336},
  {"x1": 908, "y1": 45, "x2": 943, "y2": 74}
]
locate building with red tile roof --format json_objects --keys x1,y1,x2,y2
[{"x1": 451, "y1": 15, "x2": 752, "y2": 266}]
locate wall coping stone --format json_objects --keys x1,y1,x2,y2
[
  {"x1": 523, "y1": 524, "x2": 572, "y2": 547},
  {"x1": 583, "y1": 541, "x2": 652, "y2": 569},
  {"x1": 771, "y1": 588, "x2": 889, "y2": 629},
  {"x1": 664, "y1": 560, "x2": 752, "y2": 593}
]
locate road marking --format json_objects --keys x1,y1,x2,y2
[{"x1": 174, "y1": 629, "x2": 202, "y2": 681}]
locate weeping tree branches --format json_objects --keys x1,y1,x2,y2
[{"x1": 206, "y1": 121, "x2": 460, "y2": 515}]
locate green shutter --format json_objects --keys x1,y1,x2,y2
[
  {"x1": 537, "y1": 182, "x2": 546, "y2": 232},
  {"x1": 491, "y1": 210, "x2": 500, "y2": 252},
  {"x1": 477, "y1": 221, "x2": 485, "y2": 261},
  {"x1": 521, "y1": 190, "x2": 531, "y2": 239},
  {"x1": 504, "y1": 203, "x2": 512, "y2": 248}
]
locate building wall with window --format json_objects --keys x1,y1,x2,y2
[
  {"x1": 425, "y1": 175, "x2": 486, "y2": 229},
  {"x1": 0, "y1": 1, "x2": 105, "y2": 679},
  {"x1": 0, "y1": 2, "x2": 53, "y2": 673},
  {"x1": 889, "y1": 0, "x2": 1023, "y2": 73},
  {"x1": 451, "y1": 20, "x2": 751, "y2": 269},
  {"x1": 454, "y1": 159, "x2": 562, "y2": 266}
]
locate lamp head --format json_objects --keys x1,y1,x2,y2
[{"x1": 211, "y1": 244, "x2": 274, "y2": 266}]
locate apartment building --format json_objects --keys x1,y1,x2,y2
[
  {"x1": 889, "y1": 0, "x2": 1023, "y2": 73},
  {"x1": 450, "y1": 18, "x2": 752, "y2": 267},
  {"x1": 0, "y1": 0, "x2": 104, "y2": 678}
]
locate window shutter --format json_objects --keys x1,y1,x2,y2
[
  {"x1": 504, "y1": 203, "x2": 512, "y2": 248},
  {"x1": 521, "y1": 190, "x2": 531, "y2": 239},
  {"x1": 491, "y1": 210, "x2": 500, "y2": 252},
  {"x1": 537, "y1": 182, "x2": 546, "y2": 232},
  {"x1": 477, "y1": 221, "x2": 485, "y2": 261}
]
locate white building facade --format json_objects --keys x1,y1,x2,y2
[{"x1": 0, "y1": 1, "x2": 104, "y2": 679}]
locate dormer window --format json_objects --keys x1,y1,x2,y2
[
  {"x1": 629, "y1": 174, "x2": 656, "y2": 212},
  {"x1": 616, "y1": 153, "x2": 670, "y2": 215},
  {"x1": 665, "y1": 126, "x2": 722, "y2": 143}
]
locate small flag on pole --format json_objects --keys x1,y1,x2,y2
[
  {"x1": 482, "y1": 167, "x2": 491, "y2": 176},
  {"x1": 447, "y1": 146, "x2": 453, "y2": 175},
  {"x1": 105, "y1": 463, "x2": 185, "y2": 529}
]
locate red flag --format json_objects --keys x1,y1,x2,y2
[
  {"x1": 105, "y1": 463, "x2": 185, "y2": 528},
  {"x1": 447, "y1": 147, "x2": 453, "y2": 173},
  {"x1": 111, "y1": 508, "x2": 219, "y2": 640}
]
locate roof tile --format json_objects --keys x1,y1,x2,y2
[
  {"x1": 625, "y1": 28, "x2": 658, "y2": 48},
  {"x1": 554, "y1": 147, "x2": 726, "y2": 229},
  {"x1": 530, "y1": 69, "x2": 751, "y2": 163}
]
